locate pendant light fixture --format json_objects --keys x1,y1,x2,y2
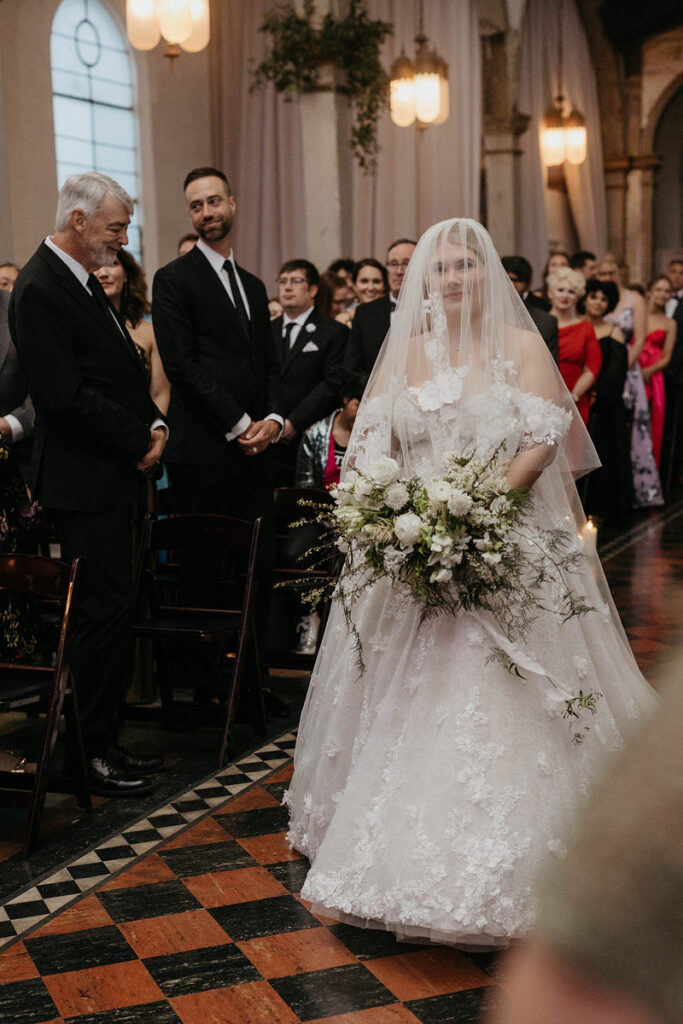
[
  {"x1": 541, "y1": 0, "x2": 586, "y2": 167},
  {"x1": 389, "y1": 0, "x2": 449, "y2": 129},
  {"x1": 126, "y1": 0, "x2": 210, "y2": 61}
]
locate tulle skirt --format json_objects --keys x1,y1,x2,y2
[{"x1": 285, "y1": 551, "x2": 658, "y2": 948}]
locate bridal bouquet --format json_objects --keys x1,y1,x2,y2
[{"x1": 296, "y1": 445, "x2": 600, "y2": 735}]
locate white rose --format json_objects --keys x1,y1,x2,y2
[
  {"x1": 447, "y1": 489, "x2": 473, "y2": 516},
  {"x1": 427, "y1": 479, "x2": 452, "y2": 504},
  {"x1": 382, "y1": 545, "x2": 404, "y2": 570},
  {"x1": 354, "y1": 477, "x2": 373, "y2": 496},
  {"x1": 384, "y1": 481, "x2": 409, "y2": 510},
  {"x1": 430, "y1": 567, "x2": 452, "y2": 583},
  {"x1": 343, "y1": 469, "x2": 358, "y2": 487},
  {"x1": 370, "y1": 455, "x2": 400, "y2": 487},
  {"x1": 394, "y1": 512, "x2": 422, "y2": 547},
  {"x1": 481, "y1": 551, "x2": 502, "y2": 564}
]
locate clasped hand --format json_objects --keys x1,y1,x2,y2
[
  {"x1": 137, "y1": 426, "x2": 167, "y2": 471},
  {"x1": 238, "y1": 419, "x2": 280, "y2": 455}
]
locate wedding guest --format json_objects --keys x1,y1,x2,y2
[
  {"x1": 579, "y1": 279, "x2": 632, "y2": 522},
  {"x1": 598, "y1": 253, "x2": 663, "y2": 507},
  {"x1": 570, "y1": 249, "x2": 597, "y2": 278},
  {"x1": 9, "y1": 172, "x2": 167, "y2": 796},
  {"x1": 547, "y1": 266, "x2": 601, "y2": 425},
  {"x1": 502, "y1": 255, "x2": 559, "y2": 362},
  {"x1": 271, "y1": 258, "x2": 346, "y2": 486},
  {"x1": 95, "y1": 250, "x2": 169, "y2": 416},
  {"x1": 317, "y1": 271, "x2": 348, "y2": 320},
  {"x1": 327, "y1": 258, "x2": 356, "y2": 310},
  {"x1": 0, "y1": 262, "x2": 19, "y2": 292},
  {"x1": 177, "y1": 233, "x2": 198, "y2": 256},
  {"x1": 344, "y1": 238, "x2": 416, "y2": 375},
  {"x1": 153, "y1": 166, "x2": 284, "y2": 702},
  {"x1": 639, "y1": 275, "x2": 676, "y2": 467},
  {"x1": 336, "y1": 258, "x2": 388, "y2": 327},
  {"x1": 532, "y1": 250, "x2": 569, "y2": 309}
]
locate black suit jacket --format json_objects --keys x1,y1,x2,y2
[
  {"x1": 0, "y1": 288, "x2": 34, "y2": 466},
  {"x1": 525, "y1": 301, "x2": 559, "y2": 364},
  {"x1": 152, "y1": 246, "x2": 284, "y2": 465},
  {"x1": 8, "y1": 242, "x2": 158, "y2": 511},
  {"x1": 344, "y1": 294, "x2": 391, "y2": 377},
  {"x1": 273, "y1": 308, "x2": 346, "y2": 434}
]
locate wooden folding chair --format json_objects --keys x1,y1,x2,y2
[
  {"x1": 270, "y1": 486, "x2": 336, "y2": 670},
  {"x1": 131, "y1": 514, "x2": 266, "y2": 766},
  {"x1": 0, "y1": 554, "x2": 90, "y2": 857}
]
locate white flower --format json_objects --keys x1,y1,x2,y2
[
  {"x1": 447, "y1": 489, "x2": 473, "y2": 516},
  {"x1": 354, "y1": 476, "x2": 373, "y2": 496},
  {"x1": 394, "y1": 512, "x2": 422, "y2": 547},
  {"x1": 481, "y1": 551, "x2": 502, "y2": 564},
  {"x1": 384, "y1": 481, "x2": 409, "y2": 510},
  {"x1": 369, "y1": 455, "x2": 400, "y2": 486},
  {"x1": 343, "y1": 469, "x2": 358, "y2": 487},
  {"x1": 430, "y1": 567, "x2": 452, "y2": 583},
  {"x1": 336, "y1": 506, "x2": 364, "y2": 532},
  {"x1": 427, "y1": 479, "x2": 452, "y2": 504}
]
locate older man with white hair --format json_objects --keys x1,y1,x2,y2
[{"x1": 9, "y1": 172, "x2": 167, "y2": 797}]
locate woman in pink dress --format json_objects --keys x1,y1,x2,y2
[
  {"x1": 639, "y1": 275, "x2": 677, "y2": 466},
  {"x1": 547, "y1": 266, "x2": 602, "y2": 425}
]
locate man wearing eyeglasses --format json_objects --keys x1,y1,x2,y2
[
  {"x1": 345, "y1": 238, "x2": 416, "y2": 377},
  {"x1": 271, "y1": 259, "x2": 346, "y2": 486}
]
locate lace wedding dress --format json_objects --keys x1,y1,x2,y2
[{"x1": 285, "y1": 220, "x2": 658, "y2": 949}]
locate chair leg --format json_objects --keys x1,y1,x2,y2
[
  {"x1": 22, "y1": 683, "x2": 66, "y2": 857},
  {"x1": 64, "y1": 688, "x2": 92, "y2": 812}
]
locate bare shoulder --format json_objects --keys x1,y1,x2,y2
[
  {"x1": 507, "y1": 324, "x2": 544, "y2": 358},
  {"x1": 128, "y1": 317, "x2": 156, "y2": 351}
]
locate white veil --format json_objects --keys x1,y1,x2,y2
[
  {"x1": 342, "y1": 218, "x2": 635, "y2": 642},
  {"x1": 346, "y1": 218, "x2": 598, "y2": 485}
]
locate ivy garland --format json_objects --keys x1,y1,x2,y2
[{"x1": 250, "y1": 0, "x2": 393, "y2": 172}]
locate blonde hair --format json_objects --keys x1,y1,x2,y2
[{"x1": 547, "y1": 265, "x2": 586, "y2": 297}]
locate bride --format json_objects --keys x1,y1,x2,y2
[{"x1": 285, "y1": 219, "x2": 657, "y2": 949}]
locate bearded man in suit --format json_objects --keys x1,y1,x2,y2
[
  {"x1": 271, "y1": 258, "x2": 345, "y2": 485},
  {"x1": 9, "y1": 172, "x2": 167, "y2": 796},
  {"x1": 344, "y1": 238, "x2": 416, "y2": 377},
  {"x1": 153, "y1": 167, "x2": 284, "y2": 701}
]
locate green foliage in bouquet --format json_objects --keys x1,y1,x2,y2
[{"x1": 250, "y1": 0, "x2": 392, "y2": 171}]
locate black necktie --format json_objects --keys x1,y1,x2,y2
[
  {"x1": 223, "y1": 260, "x2": 251, "y2": 338},
  {"x1": 283, "y1": 322, "x2": 295, "y2": 349},
  {"x1": 88, "y1": 273, "x2": 116, "y2": 320}
]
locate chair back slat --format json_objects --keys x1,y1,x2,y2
[
  {"x1": 148, "y1": 514, "x2": 255, "y2": 555},
  {"x1": 0, "y1": 554, "x2": 70, "y2": 600}
]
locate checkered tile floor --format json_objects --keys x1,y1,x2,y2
[{"x1": 0, "y1": 738, "x2": 497, "y2": 1024}]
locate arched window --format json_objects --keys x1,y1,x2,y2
[{"x1": 50, "y1": 0, "x2": 142, "y2": 260}]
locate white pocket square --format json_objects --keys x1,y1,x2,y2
[{"x1": 302, "y1": 341, "x2": 319, "y2": 352}]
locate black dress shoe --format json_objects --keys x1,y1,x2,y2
[
  {"x1": 87, "y1": 756, "x2": 155, "y2": 797},
  {"x1": 106, "y1": 746, "x2": 165, "y2": 776}
]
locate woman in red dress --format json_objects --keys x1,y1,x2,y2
[
  {"x1": 548, "y1": 266, "x2": 602, "y2": 424},
  {"x1": 639, "y1": 275, "x2": 677, "y2": 466}
]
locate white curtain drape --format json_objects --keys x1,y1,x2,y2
[
  {"x1": 350, "y1": 0, "x2": 481, "y2": 259},
  {"x1": 519, "y1": 0, "x2": 607, "y2": 287},
  {"x1": 209, "y1": 0, "x2": 308, "y2": 292},
  {"x1": 210, "y1": 0, "x2": 481, "y2": 283}
]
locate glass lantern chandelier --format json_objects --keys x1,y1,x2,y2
[
  {"x1": 540, "y1": 1, "x2": 586, "y2": 166},
  {"x1": 389, "y1": 1, "x2": 449, "y2": 130},
  {"x1": 126, "y1": 0, "x2": 210, "y2": 60}
]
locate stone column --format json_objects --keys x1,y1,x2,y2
[
  {"x1": 603, "y1": 157, "x2": 629, "y2": 259},
  {"x1": 298, "y1": 63, "x2": 353, "y2": 267},
  {"x1": 625, "y1": 154, "x2": 660, "y2": 283},
  {"x1": 483, "y1": 111, "x2": 530, "y2": 255}
]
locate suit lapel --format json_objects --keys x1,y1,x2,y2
[
  {"x1": 283, "y1": 308, "x2": 318, "y2": 373},
  {"x1": 38, "y1": 244, "x2": 146, "y2": 377},
  {"x1": 272, "y1": 316, "x2": 285, "y2": 366},
  {"x1": 0, "y1": 291, "x2": 10, "y2": 373}
]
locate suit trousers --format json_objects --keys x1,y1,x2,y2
[
  {"x1": 167, "y1": 455, "x2": 275, "y2": 698},
  {"x1": 49, "y1": 506, "x2": 134, "y2": 758}
]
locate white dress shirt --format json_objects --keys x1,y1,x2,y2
[
  {"x1": 282, "y1": 306, "x2": 314, "y2": 347},
  {"x1": 195, "y1": 238, "x2": 283, "y2": 442}
]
